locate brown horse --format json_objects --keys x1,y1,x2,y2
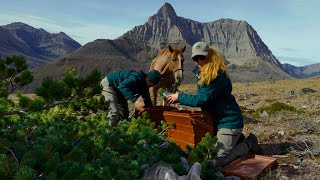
[{"x1": 149, "y1": 45, "x2": 186, "y2": 105}]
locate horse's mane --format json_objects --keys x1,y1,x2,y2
[
  {"x1": 158, "y1": 48, "x2": 171, "y2": 56},
  {"x1": 150, "y1": 48, "x2": 172, "y2": 71}
]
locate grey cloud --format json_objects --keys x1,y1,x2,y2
[{"x1": 277, "y1": 48, "x2": 298, "y2": 53}]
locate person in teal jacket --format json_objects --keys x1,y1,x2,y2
[
  {"x1": 168, "y1": 41, "x2": 260, "y2": 167},
  {"x1": 101, "y1": 69, "x2": 161, "y2": 127}
]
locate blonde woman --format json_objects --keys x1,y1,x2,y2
[{"x1": 167, "y1": 41, "x2": 261, "y2": 167}]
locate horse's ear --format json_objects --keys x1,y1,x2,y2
[
  {"x1": 168, "y1": 45, "x2": 174, "y2": 53},
  {"x1": 181, "y1": 45, "x2": 186, "y2": 53}
]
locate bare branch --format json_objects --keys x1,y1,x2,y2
[
  {"x1": 44, "y1": 95, "x2": 75, "y2": 108},
  {"x1": 3, "y1": 108, "x2": 29, "y2": 115},
  {"x1": 302, "y1": 139, "x2": 317, "y2": 161},
  {"x1": 4, "y1": 147, "x2": 19, "y2": 164},
  {"x1": 8, "y1": 76, "x2": 15, "y2": 94}
]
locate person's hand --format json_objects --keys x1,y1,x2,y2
[
  {"x1": 134, "y1": 96, "x2": 144, "y2": 111},
  {"x1": 167, "y1": 92, "x2": 179, "y2": 104}
]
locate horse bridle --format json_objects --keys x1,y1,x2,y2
[
  {"x1": 173, "y1": 68, "x2": 184, "y2": 73},
  {"x1": 160, "y1": 57, "x2": 184, "y2": 75},
  {"x1": 160, "y1": 64, "x2": 184, "y2": 75}
]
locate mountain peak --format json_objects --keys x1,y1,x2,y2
[
  {"x1": 4, "y1": 22, "x2": 34, "y2": 29},
  {"x1": 156, "y1": 2, "x2": 177, "y2": 18}
]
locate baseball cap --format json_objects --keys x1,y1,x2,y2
[
  {"x1": 192, "y1": 41, "x2": 209, "y2": 58},
  {"x1": 146, "y1": 70, "x2": 161, "y2": 85}
]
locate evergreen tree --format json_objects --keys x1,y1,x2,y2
[{"x1": 0, "y1": 55, "x2": 33, "y2": 98}]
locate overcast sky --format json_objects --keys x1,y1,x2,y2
[{"x1": 0, "y1": 0, "x2": 319, "y2": 66}]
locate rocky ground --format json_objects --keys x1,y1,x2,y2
[{"x1": 176, "y1": 76, "x2": 320, "y2": 179}]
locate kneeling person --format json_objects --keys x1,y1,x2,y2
[{"x1": 101, "y1": 70, "x2": 161, "y2": 126}]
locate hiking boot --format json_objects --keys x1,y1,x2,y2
[
  {"x1": 208, "y1": 154, "x2": 240, "y2": 168},
  {"x1": 245, "y1": 133, "x2": 263, "y2": 154}
]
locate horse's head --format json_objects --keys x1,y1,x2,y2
[
  {"x1": 150, "y1": 45, "x2": 186, "y2": 91},
  {"x1": 167, "y1": 45, "x2": 186, "y2": 86},
  {"x1": 149, "y1": 45, "x2": 186, "y2": 104}
]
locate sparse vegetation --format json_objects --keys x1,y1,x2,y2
[{"x1": 252, "y1": 101, "x2": 304, "y2": 119}]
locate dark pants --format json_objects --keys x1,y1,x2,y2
[
  {"x1": 101, "y1": 77, "x2": 129, "y2": 126},
  {"x1": 215, "y1": 128, "x2": 249, "y2": 165}
]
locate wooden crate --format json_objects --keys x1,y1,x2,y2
[
  {"x1": 135, "y1": 106, "x2": 178, "y2": 126},
  {"x1": 163, "y1": 110, "x2": 214, "y2": 150}
]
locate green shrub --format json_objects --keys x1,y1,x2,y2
[
  {"x1": 187, "y1": 133, "x2": 219, "y2": 179},
  {"x1": 0, "y1": 55, "x2": 220, "y2": 179},
  {"x1": 253, "y1": 101, "x2": 304, "y2": 118}
]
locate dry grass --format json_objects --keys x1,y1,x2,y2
[{"x1": 178, "y1": 76, "x2": 320, "y2": 179}]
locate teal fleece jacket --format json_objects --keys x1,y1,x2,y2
[
  {"x1": 106, "y1": 70, "x2": 152, "y2": 107},
  {"x1": 178, "y1": 67, "x2": 243, "y2": 129}
]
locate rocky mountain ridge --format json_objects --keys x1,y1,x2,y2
[
  {"x1": 0, "y1": 22, "x2": 81, "y2": 68},
  {"x1": 282, "y1": 63, "x2": 320, "y2": 78},
  {"x1": 120, "y1": 3, "x2": 290, "y2": 82}
]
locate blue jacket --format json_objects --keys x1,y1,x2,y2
[
  {"x1": 178, "y1": 67, "x2": 243, "y2": 129},
  {"x1": 106, "y1": 70, "x2": 152, "y2": 107}
]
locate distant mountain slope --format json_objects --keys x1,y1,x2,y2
[
  {"x1": 27, "y1": 38, "x2": 145, "y2": 91},
  {"x1": 282, "y1": 63, "x2": 320, "y2": 78},
  {"x1": 29, "y1": 2, "x2": 292, "y2": 91},
  {"x1": 120, "y1": 3, "x2": 290, "y2": 82},
  {"x1": 0, "y1": 22, "x2": 81, "y2": 68}
]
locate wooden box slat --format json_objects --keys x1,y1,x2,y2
[
  {"x1": 169, "y1": 123, "x2": 194, "y2": 133},
  {"x1": 168, "y1": 129, "x2": 196, "y2": 143},
  {"x1": 163, "y1": 110, "x2": 214, "y2": 150}
]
